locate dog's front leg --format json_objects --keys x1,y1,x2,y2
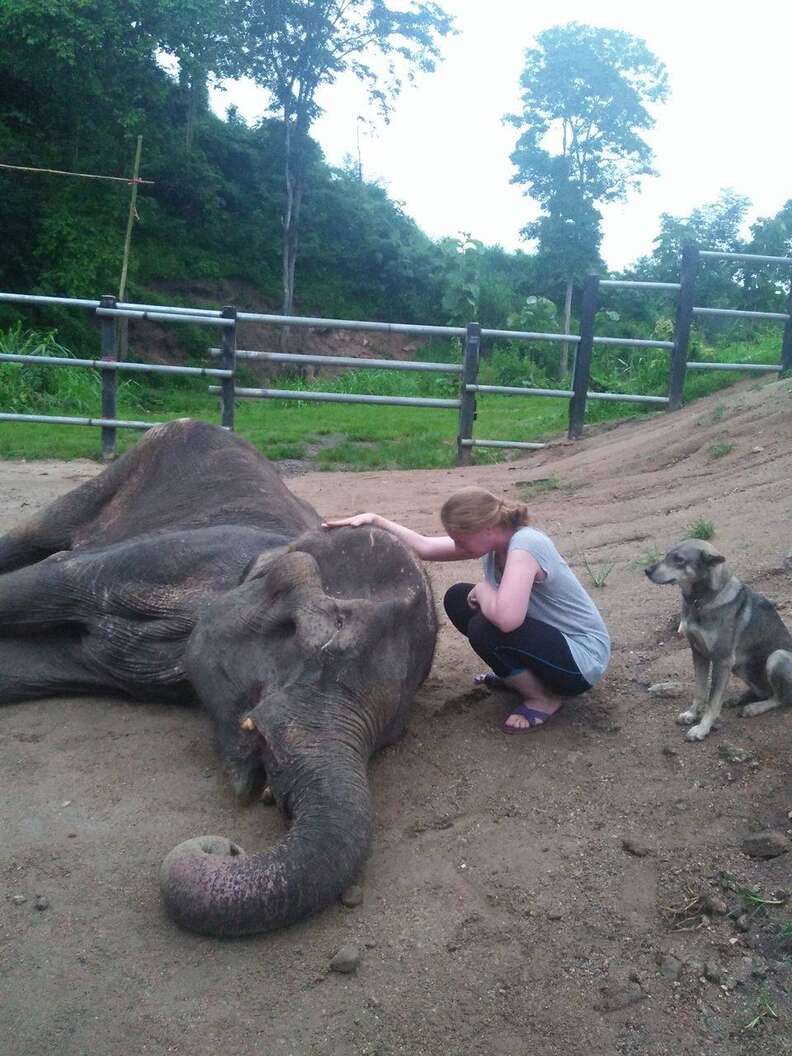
[
  {"x1": 687, "y1": 657, "x2": 731, "y2": 741},
  {"x1": 677, "y1": 648, "x2": 710, "y2": 726}
]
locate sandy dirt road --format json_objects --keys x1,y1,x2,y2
[{"x1": 1, "y1": 376, "x2": 791, "y2": 1055}]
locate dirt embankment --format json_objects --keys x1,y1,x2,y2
[
  {"x1": 1, "y1": 375, "x2": 791, "y2": 1056},
  {"x1": 127, "y1": 279, "x2": 424, "y2": 374}
]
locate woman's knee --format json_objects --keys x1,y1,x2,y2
[
  {"x1": 443, "y1": 582, "x2": 474, "y2": 623},
  {"x1": 466, "y1": 613, "x2": 496, "y2": 653}
]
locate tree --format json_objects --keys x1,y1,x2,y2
[
  {"x1": 241, "y1": 0, "x2": 454, "y2": 324},
  {"x1": 521, "y1": 177, "x2": 603, "y2": 373},
  {"x1": 632, "y1": 190, "x2": 751, "y2": 311},
  {"x1": 156, "y1": 0, "x2": 243, "y2": 152},
  {"x1": 508, "y1": 23, "x2": 668, "y2": 371}
]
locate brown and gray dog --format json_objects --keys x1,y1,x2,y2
[{"x1": 646, "y1": 539, "x2": 792, "y2": 741}]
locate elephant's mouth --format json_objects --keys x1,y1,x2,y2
[{"x1": 222, "y1": 712, "x2": 271, "y2": 802}]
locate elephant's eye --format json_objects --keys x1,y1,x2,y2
[
  {"x1": 335, "y1": 616, "x2": 343, "y2": 629},
  {"x1": 273, "y1": 617, "x2": 296, "y2": 638}
]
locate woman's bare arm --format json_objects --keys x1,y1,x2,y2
[
  {"x1": 469, "y1": 549, "x2": 542, "y2": 631},
  {"x1": 321, "y1": 513, "x2": 468, "y2": 561}
]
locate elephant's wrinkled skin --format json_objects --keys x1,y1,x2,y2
[{"x1": 0, "y1": 419, "x2": 436, "y2": 936}]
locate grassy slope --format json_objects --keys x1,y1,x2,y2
[{"x1": 0, "y1": 333, "x2": 783, "y2": 468}]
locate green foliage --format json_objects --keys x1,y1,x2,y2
[
  {"x1": 582, "y1": 554, "x2": 616, "y2": 588},
  {"x1": 687, "y1": 518, "x2": 715, "y2": 540},
  {"x1": 243, "y1": 0, "x2": 455, "y2": 314},
  {"x1": 508, "y1": 23, "x2": 667, "y2": 299},
  {"x1": 516, "y1": 476, "x2": 563, "y2": 500},
  {"x1": 708, "y1": 440, "x2": 734, "y2": 459},
  {"x1": 0, "y1": 324, "x2": 143, "y2": 415},
  {"x1": 439, "y1": 233, "x2": 483, "y2": 324},
  {"x1": 509, "y1": 23, "x2": 669, "y2": 204},
  {"x1": 631, "y1": 191, "x2": 754, "y2": 322}
]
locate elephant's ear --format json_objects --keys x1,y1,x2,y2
[{"x1": 241, "y1": 545, "x2": 291, "y2": 583}]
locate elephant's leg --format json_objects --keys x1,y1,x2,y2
[
  {"x1": 0, "y1": 558, "x2": 74, "y2": 632},
  {"x1": 0, "y1": 432, "x2": 150, "y2": 573},
  {"x1": 0, "y1": 634, "x2": 109, "y2": 704}
]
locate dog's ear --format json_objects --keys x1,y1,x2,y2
[{"x1": 703, "y1": 552, "x2": 726, "y2": 566}]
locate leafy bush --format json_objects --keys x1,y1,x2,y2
[{"x1": 0, "y1": 324, "x2": 143, "y2": 415}]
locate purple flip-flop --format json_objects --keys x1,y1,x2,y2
[{"x1": 503, "y1": 701, "x2": 564, "y2": 734}]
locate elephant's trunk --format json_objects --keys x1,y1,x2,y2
[{"x1": 159, "y1": 746, "x2": 372, "y2": 937}]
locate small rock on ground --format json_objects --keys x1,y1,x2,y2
[
  {"x1": 647, "y1": 681, "x2": 684, "y2": 699},
  {"x1": 657, "y1": 955, "x2": 682, "y2": 981},
  {"x1": 719, "y1": 742, "x2": 753, "y2": 764},
  {"x1": 742, "y1": 830, "x2": 790, "y2": 859},
  {"x1": 340, "y1": 884, "x2": 363, "y2": 908},
  {"x1": 596, "y1": 983, "x2": 647, "y2": 1012},
  {"x1": 330, "y1": 944, "x2": 361, "y2": 975},
  {"x1": 622, "y1": 836, "x2": 652, "y2": 857}
]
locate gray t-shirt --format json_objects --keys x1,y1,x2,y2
[{"x1": 482, "y1": 526, "x2": 610, "y2": 685}]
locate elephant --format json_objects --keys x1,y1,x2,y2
[{"x1": 0, "y1": 419, "x2": 437, "y2": 937}]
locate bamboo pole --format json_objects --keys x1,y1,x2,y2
[{"x1": 117, "y1": 136, "x2": 143, "y2": 361}]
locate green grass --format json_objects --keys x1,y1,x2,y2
[
  {"x1": 708, "y1": 440, "x2": 735, "y2": 459},
  {"x1": 742, "y1": 991, "x2": 779, "y2": 1033},
  {"x1": 687, "y1": 518, "x2": 715, "y2": 540},
  {"x1": 631, "y1": 544, "x2": 662, "y2": 570},
  {"x1": 582, "y1": 554, "x2": 616, "y2": 588},
  {"x1": 0, "y1": 326, "x2": 784, "y2": 469},
  {"x1": 515, "y1": 475, "x2": 565, "y2": 500}
]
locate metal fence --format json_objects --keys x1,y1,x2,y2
[{"x1": 1, "y1": 241, "x2": 790, "y2": 462}]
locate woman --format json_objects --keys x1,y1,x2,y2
[{"x1": 323, "y1": 486, "x2": 610, "y2": 733}]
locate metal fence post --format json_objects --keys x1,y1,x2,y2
[
  {"x1": 456, "y1": 322, "x2": 480, "y2": 465},
  {"x1": 220, "y1": 305, "x2": 237, "y2": 429},
  {"x1": 668, "y1": 243, "x2": 699, "y2": 409},
  {"x1": 781, "y1": 282, "x2": 792, "y2": 376},
  {"x1": 99, "y1": 294, "x2": 117, "y2": 460},
  {"x1": 567, "y1": 276, "x2": 598, "y2": 440}
]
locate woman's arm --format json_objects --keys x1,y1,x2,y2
[
  {"x1": 321, "y1": 512, "x2": 467, "y2": 561},
  {"x1": 469, "y1": 549, "x2": 542, "y2": 632}
]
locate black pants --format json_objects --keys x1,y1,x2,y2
[{"x1": 443, "y1": 582, "x2": 591, "y2": 696}]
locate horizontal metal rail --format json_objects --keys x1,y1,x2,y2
[
  {"x1": 699, "y1": 250, "x2": 792, "y2": 265},
  {"x1": 467, "y1": 384, "x2": 574, "y2": 398},
  {"x1": 118, "y1": 301, "x2": 223, "y2": 317},
  {"x1": 692, "y1": 306, "x2": 789, "y2": 322},
  {"x1": 585, "y1": 391, "x2": 669, "y2": 404},
  {"x1": 0, "y1": 412, "x2": 154, "y2": 429},
  {"x1": 0, "y1": 291, "x2": 101, "y2": 309},
  {"x1": 592, "y1": 336, "x2": 675, "y2": 349},
  {"x1": 208, "y1": 385, "x2": 460, "y2": 409},
  {"x1": 209, "y1": 347, "x2": 462, "y2": 373},
  {"x1": 478, "y1": 328, "x2": 579, "y2": 343},
  {"x1": 0, "y1": 352, "x2": 231, "y2": 377},
  {"x1": 687, "y1": 360, "x2": 781, "y2": 372},
  {"x1": 0, "y1": 291, "x2": 231, "y2": 319},
  {"x1": 96, "y1": 307, "x2": 234, "y2": 326},
  {"x1": 237, "y1": 311, "x2": 466, "y2": 338},
  {"x1": 0, "y1": 290, "x2": 634, "y2": 351},
  {"x1": 460, "y1": 438, "x2": 546, "y2": 450},
  {"x1": 600, "y1": 280, "x2": 681, "y2": 291}
]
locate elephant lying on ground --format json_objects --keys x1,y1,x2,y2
[{"x1": 0, "y1": 419, "x2": 436, "y2": 937}]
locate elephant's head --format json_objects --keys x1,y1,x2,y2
[{"x1": 159, "y1": 526, "x2": 436, "y2": 937}]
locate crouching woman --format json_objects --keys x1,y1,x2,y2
[{"x1": 324, "y1": 486, "x2": 610, "y2": 733}]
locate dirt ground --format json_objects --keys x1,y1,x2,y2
[{"x1": 2, "y1": 376, "x2": 791, "y2": 1056}]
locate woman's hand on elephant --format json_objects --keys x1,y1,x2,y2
[{"x1": 321, "y1": 513, "x2": 378, "y2": 530}]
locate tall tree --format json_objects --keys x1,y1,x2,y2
[
  {"x1": 241, "y1": 0, "x2": 453, "y2": 323},
  {"x1": 508, "y1": 22, "x2": 668, "y2": 369},
  {"x1": 156, "y1": 0, "x2": 243, "y2": 152}
]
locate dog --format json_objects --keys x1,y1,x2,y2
[{"x1": 645, "y1": 539, "x2": 792, "y2": 741}]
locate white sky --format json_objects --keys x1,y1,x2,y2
[{"x1": 210, "y1": 0, "x2": 792, "y2": 271}]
